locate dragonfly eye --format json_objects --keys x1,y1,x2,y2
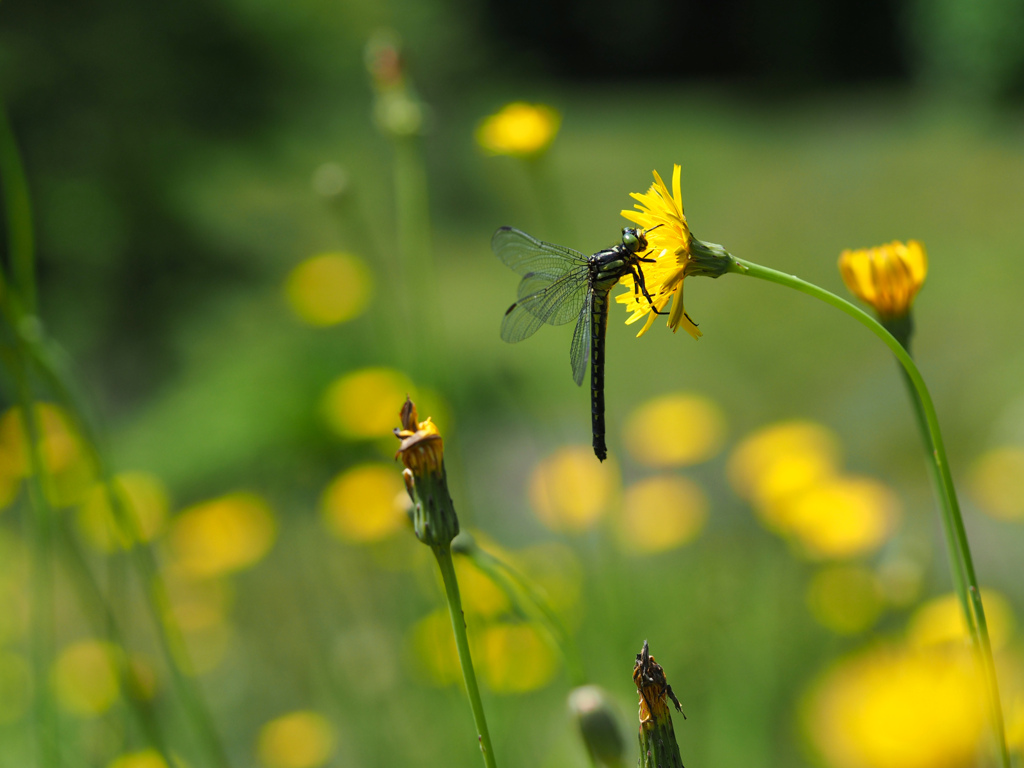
[{"x1": 621, "y1": 228, "x2": 640, "y2": 251}]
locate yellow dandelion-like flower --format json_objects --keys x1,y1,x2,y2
[
  {"x1": 617, "y1": 164, "x2": 731, "y2": 338},
  {"x1": 838, "y1": 240, "x2": 927, "y2": 320},
  {"x1": 476, "y1": 102, "x2": 560, "y2": 157}
]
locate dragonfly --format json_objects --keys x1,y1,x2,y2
[{"x1": 492, "y1": 225, "x2": 663, "y2": 461}]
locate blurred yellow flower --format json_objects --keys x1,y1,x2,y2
[
  {"x1": 806, "y1": 565, "x2": 885, "y2": 635},
  {"x1": 0, "y1": 402, "x2": 93, "y2": 506},
  {"x1": 0, "y1": 651, "x2": 29, "y2": 723},
  {"x1": 257, "y1": 710, "x2": 336, "y2": 768},
  {"x1": 528, "y1": 446, "x2": 617, "y2": 532},
  {"x1": 321, "y1": 464, "x2": 406, "y2": 543},
  {"x1": 108, "y1": 750, "x2": 170, "y2": 768},
  {"x1": 168, "y1": 492, "x2": 276, "y2": 578},
  {"x1": 52, "y1": 640, "x2": 120, "y2": 717},
  {"x1": 968, "y1": 446, "x2": 1024, "y2": 521},
  {"x1": 728, "y1": 420, "x2": 842, "y2": 513},
  {"x1": 285, "y1": 252, "x2": 372, "y2": 327},
  {"x1": 616, "y1": 165, "x2": 702, "y2": 338},
  {"x1": 623, "y1": 393, "x2": 726, "y2": 467},
  {"x1": 907, "y1": 589, "x2": 1015, "y2": 652},
  {"x1": 480, "y1": 623, "x2": 557, "y2": 693},
  {"x1": 76, "y1": 472, "x2": 170, "y2": 552},
  {"x1": 778, "y1": 476, "x2": 901, "y2": 559},
  {"x1": 619, "y1": 475, "x2": 708, "y2": 553},
  {"x1": 838, "y1": 240, "x2": 927, "y2": 320},
  {"x1": 454, "y1": 556, "x2": 510, "y2": 620},
  {"x1": 804, "y1": 644, "x2": 984, "y2": 768},
  {"x1": 410, "y1": 609, "x2": 461, "y2": 687},
  {"x1": 322, "y1": 367, "x2": 414, "y2": 440},
  {"x1": 476, "y1": 102, "x2": 560, "y2": 157}
]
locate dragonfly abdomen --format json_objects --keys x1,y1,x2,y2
[{"x1": 590, "y1": 288, "x2": 612, "y2": 462}]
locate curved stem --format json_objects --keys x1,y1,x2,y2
[
  {"x1": 432, "y1": 544, "x2": 498, "y2": 768},
  {"x1": 728, "y1": 256, "x2": 1009, "y2": 767}
]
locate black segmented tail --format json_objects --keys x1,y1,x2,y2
[{"x1": 590, "y1": 293, "x2": 610, "y2": 461}]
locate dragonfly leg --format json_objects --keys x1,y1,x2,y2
[{"x1": 630, "y1": 263, "x2": 668, "y2": 316}]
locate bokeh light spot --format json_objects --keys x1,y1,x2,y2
[
  {"x1": 968, "y1": 446, "x2": 1024, "y2": 520},
  {"x1": 624, "y1": 393, "x2": 726, "y2": 467},
  {"x1": 779, "y1": 476, "x2": 901, "y2": 559},
  {"x1": 907, "y1": 589, "x2": 1015, "y2": 651},
  {"x1": 728, "y1": 420, "x2": 842, "y2": 512},
  {"x1": 168, "y1": 492, "x2": 276, "y2": 578},
  {"x1": 528, "y1": 447, "x2": 617, "y2": 532},
  {"x1": 806, "y1": 565, "x2": 884, "y2": 635},
  {"x1": 107, "y1": 750, "x2": 170, "y2": 768},
  {"x1": 410, "y1": 610, "x2": 461, "y2": 687},
  {"x1": 0, "y1": 402, "x2": 93, "y2": 507},
  {"x1": 321, "y1": 368, "x2": 413, "y2": 440},
  {"x1": 619, "y1": 475, "x2": 708, "y2": 553},
  {"x1": 285, "y1": 253, "x2": 372, "y2": 327},
  {"x1": 454, "y1": 556, "x2": 510, "y2": 619},
  {"x1": 52, "y1": 640, "x2": 120, "y2": 717},
  {"x1": 480, "y1": 623, "x2": 557, "y2": 693},
  {"x1": 257, "y1": 710, "x2": 336, "y2": 768},
  {"x1": 476, "y1": 102, "x2": 560, "y2": 157},
  {"x1": 321, "y1": 464, "x2": 406, "y2": 543},
  {"x1": 804, "y1": 645, "x2": 984, "y2": 768}
]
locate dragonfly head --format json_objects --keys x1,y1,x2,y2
[{"x1": 620, "y1": 227, "x2": 648, "y2": 255}]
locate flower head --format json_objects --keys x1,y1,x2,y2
[
  {"x1": 394, "y1": 398, "x2": 458, "y2": 546},
  {"x1": 476, "y1": 102, "x2": 560, "y2": 157},
  {"x1": 616, "y1": 165, "x2": 731, "y2": 338},
  {"x1": 394, "y1": 398, "x2": 443, "y2": 476},
  {"x1": 838, "y1": 241, "x2": 927, "y2": 321}
]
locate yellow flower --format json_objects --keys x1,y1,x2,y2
[
  {"x1": 804, "y1": 644, "x2": 984, "y2": 768},
  {"x1": 617, "y1": 165, "x2": 731, "y2": 338},
  {"x1": 838, "y1": 240, "x2": 927, "y2": 320},
  {"x1": 476, "y1": 102, "x2": 560, "y2": 157},
  {"x1": 528, "y1": 446, "x2": 617, "y2": 532},
  {"x1": 257, "y1": 710, "x2": 336, "y2": 768},
  {"x1": 285, "y1": 252, "x2": 372, "y2": 327}
]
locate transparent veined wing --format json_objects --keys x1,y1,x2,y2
[
  {"x1": 568, "y1": 289, "x2": 593, "y2": 386},
  {"x1": 495, "y1": 226, "x2": 591, "y2": 343},
  {"x1": 500, "y1": 268, "x2": 588, "y2": 343},
  {"x1": 492, "y1": 226, "x2": 589, "y2": 279}
]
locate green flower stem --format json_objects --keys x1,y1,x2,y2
[
  {"x1": 729, "y1": 256, "x2": 1009, "y2": 767},
  {"x1": 0, "y1": 106, "x2": 36, "y2": 312},
  {"x1": 432, "y1": 543, "x2": 498, "y2": 768}
]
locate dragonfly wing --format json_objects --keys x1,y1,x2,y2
[
  {"x1": 492, "y1": 226, "x2": 589, "y2": 278},
  {"x1": 501, "y1": 300, "x2": 548, "y2": 344},
  {"x1": 515, "y1": 269, "x2": 588, "y2": 325},
  {"x1": 569, "y1": 289, "x2": 593, "y2": 387}
]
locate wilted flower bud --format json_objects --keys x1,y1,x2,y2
[
  {"x1": 633, "y1": 641, "x2": 685, "y2": 768},
  {"x1": 394, "y1": 398, "x2": 458, "y2": 547}
]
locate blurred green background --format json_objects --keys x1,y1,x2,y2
[{"x1": 2, "y1": 1, "x2": 1024, "y2": 767}]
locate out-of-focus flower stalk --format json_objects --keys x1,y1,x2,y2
[
  {"x1": 453, "y1": 531, "x2": 586, "y2": 687},
  {"x1": 728, "y1": 255, "x2": 1010, "y2": 768},
  {"x1": 395, "y1": 399, "x2": 498, "y2": 768},
  {"x1": 0, "y1": 100, "x2": 230, "y2": 768},
  {"x1": 366, "y1": 31, "x2": 440, "y2": 381},
  {"x1": 569, "y1": 685, "x2": 627, "y2": 768}
]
